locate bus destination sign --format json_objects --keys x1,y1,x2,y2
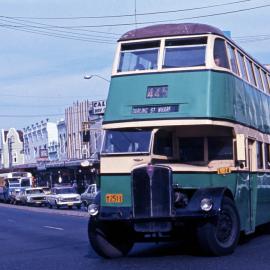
[
  {"x1": 146, "y1": 85, "x2": 168, "y2": 98},
  {"x1": 132, "y1": 104, "x2": 179, "y2": 114}
]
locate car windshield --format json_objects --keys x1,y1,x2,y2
[
  {"x1": 102, "y1": 129, "x2": 152, "y2": 154},
  {"x1": 56, "y1": 188, "x2": 76, "y2": 194},
  {"x1": 118, "y1": 41, "x2": 159, "y2": 72},
  {"x1": 26, "y1": 189, "x2": 44, "y2": 195}
]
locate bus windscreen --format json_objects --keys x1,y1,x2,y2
[{"x1": 102, "y1": 129, "x2": 152, "y2": 154}]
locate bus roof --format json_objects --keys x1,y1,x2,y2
[{"x1": 118, "y1": 23, "x2": 224, "y2": 42}]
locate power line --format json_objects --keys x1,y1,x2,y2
[
  {"x1": 0, "y1": 24, "x2": 115, "y2": 44},
  {"x1": 3, "y1": 3, "x2": 264, "y2": 29},
  {"x1": 0, "y1": 104, "x2": 69, "y2": 108},
  {"x1": 0, "y1": 94, "x2": 92, "y2": 99},
  {"x1": 4, "y1": 0, "x2": 253, "y2": 19},
  {"x1": 0, "y1": 17, "x2": 118, "y2": 41},
  {"x1": 45, "y1": 4, "x2": 270, "y2": 28},
  {"x1": 0, "y1": 19, "x2": 116, "y2": 44},
  {"x1": 0, "y1": 113, "x2": 64, "y2": 118}
]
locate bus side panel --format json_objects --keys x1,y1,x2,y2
[
  {"x1": 256, "y1": 172, "x2": 270, "y2": 226},
  {"x1": 100, "y1": 175, "x2": 131, "y2": 207},
  {"x1": 173, "y1": 173, "x2": 244, "y2": 226},
  {"x1": 210, "y1": 72, "x2": 270, "y2": 133},
  {"x1": 235, "y1": 172, "x2": 254, "y2": 233}
]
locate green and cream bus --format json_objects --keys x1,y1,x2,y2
[{"x1": 88, "y1": 23, "x2": 270, "y2": 258}]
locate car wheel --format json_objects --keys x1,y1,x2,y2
[
  {"x1": 88, "y1": 216, "x2": 134, "y2": 258},
  {"x1": 48, "y1": 202, "x2": 52, "y2": 209},
  {"x1": 197, "y1": 197, "x2": 240, "y2": 256}
]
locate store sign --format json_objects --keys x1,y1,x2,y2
[
  {"x1": 132, "y1": 104, "x2": 179, "y2": 114},
  {"x1": 92, "y1": 100, "x2": 106, "y2": 115},
  {"x1": 39, "y1": 148, "x2": 48, "y2": 158}
]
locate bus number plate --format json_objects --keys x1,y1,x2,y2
[
  {"x1": 106, "y1": 194, "x2": 123, "y2": 203},
  {"x1": 217, "y1": 167, "x2": 231, "y2": 174}
]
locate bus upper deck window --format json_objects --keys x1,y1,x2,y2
[
  {"x1": 227, "y1": 45, "x2": 239, "y2": 75},
  {"x1": 118, "y1": 41, "x2": 160, "y2": 72},
  {"x1": 246, "y1": 60, "x2": 257, "y2": 86},
  {"x1": 213, "y1": 38, "x2": 229, "y2": 69},
  {"x1": 237, "y1": 52, "x2": 249, "y2": 81},
  {"x1": 163, "y1": 37, "x2": 207, "y2": 68}
]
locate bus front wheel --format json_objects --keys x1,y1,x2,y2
[
  {"x1": 88, "y1": 217, "x2": 134, "y2": 258},
  {"x1": 197, "y1": 197, "x2": 240, "y2": 256}
]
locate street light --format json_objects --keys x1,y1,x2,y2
[{"x1": 84, "y1": 74, "x2": 110, "y2": 83}]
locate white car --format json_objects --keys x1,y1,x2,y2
[
  {"x1": 19, "y1": 188, "x2": 47, "y2": 206},
  {"x1": 47, "y1": 186, "x2": 81, "y2": 209}
]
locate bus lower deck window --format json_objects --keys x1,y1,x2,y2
[
  {"x1": 208, "y1": 136, "x2": 233, "y2": 160},
  {"x1": 179, "y1": 137, "x2": 204, "y2": 162}
]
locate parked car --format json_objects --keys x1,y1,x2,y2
[
  {"x1": 47, "y1": 186, "x2": 81, "y2": 209},
  {"x1": 81, "y1": 184, "x2": 98, "y2": 210},
  {"x1": 19, "y1": 188, "x2": 47, "y2": 206}
]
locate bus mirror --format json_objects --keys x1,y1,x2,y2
[{"x1": 236, "y1": 134, "x2": 246, "y2": 161}]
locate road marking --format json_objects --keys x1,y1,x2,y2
[{"x1": 43, "y1": 226, "x2": 64, "y2": 231}]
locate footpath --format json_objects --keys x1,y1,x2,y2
[{"x1": 0, "y1": 202, "x2": 89, "y2": 218}]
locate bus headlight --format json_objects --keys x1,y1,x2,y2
[
  {"x1": 200, "y1": 198, "x2": 213, "y2": 212},
  {"x1": 88, "y1": 204, "x2": 99, "y2": 216}
]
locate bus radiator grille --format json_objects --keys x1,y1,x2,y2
[{"x1": 132, "y1": 166, "x2": 172, "y2": 219}]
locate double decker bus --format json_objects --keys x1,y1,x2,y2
[{"x1": 88, "y1": 23, "x2": 270, "y2": 258}]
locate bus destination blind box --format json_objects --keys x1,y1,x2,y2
[{"x1": 132, "y1": 104, "x2": 179, "y2": 114}]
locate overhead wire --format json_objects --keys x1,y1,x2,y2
[
  {"x1": 8, "y1": 3, "x2": 267, "y2": 29},
  {"x1": 0, "y1": 17, "x2": 116, "y2": 44},
  {"x1": 0, "y1": 17, "x2": 118, "y2": 40},
  {"x1": 5, "y1": 0, "x2": 253, "y2": 19},
  {"x1": 0, "y1": 2, "x2": 268, "y2": 43},
  {"x1": 0, "y1": 24, "x2": 115, "y2": 44}
]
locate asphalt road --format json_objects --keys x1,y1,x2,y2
[{"x1": 1, "y1": 204, "x2": 270, "y2": 270}]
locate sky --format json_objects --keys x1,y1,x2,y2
[{"x1": 0, "y1": 0, "x2": 270, "y2": 129}]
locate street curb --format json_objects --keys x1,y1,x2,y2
[{"x1": 0, "y1": 203, "x2": 89, "y2": 218}]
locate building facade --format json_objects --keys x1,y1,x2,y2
[
  {"x1": 0, "y1": 128, "x2": 24, "y2": 169},
  {"x1": 57, "y1": 119, "x2": 67, "y2": 161},
  {"x1": 23, "y1": 120, "x2": 58, "y2": 164},
  {"x1": 65, "y1": 100, "x2": 92, "y2": 160}
]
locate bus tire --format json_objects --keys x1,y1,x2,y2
[
  {"x1": 88, "y1": 216, "x2": 134, "y2": 259},
  {"x1": 197, "y1": 197, "x2": 240, "y2": 256}
]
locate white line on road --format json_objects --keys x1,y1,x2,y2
[{"x1": 43, "y1": 226, "x2": 64, "y2": 231}]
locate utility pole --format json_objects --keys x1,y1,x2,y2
[{"x1": 8, "y1": 137, "x2": 13, "y2": 169}]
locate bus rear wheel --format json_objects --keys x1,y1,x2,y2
[
  {"x1": 197, "y1": 197, "x2": 240, "y2": 256},
  {"x1": 88, "y1": 217, "x2": 134, "y2": 258}
]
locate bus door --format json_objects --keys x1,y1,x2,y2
[{"x1": 247, "y1": 139, "x2": 257, "y2": 232}]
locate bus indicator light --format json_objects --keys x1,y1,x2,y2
[{"x1": 217, "y1": 167, "x2": 231, "y2": 175}]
